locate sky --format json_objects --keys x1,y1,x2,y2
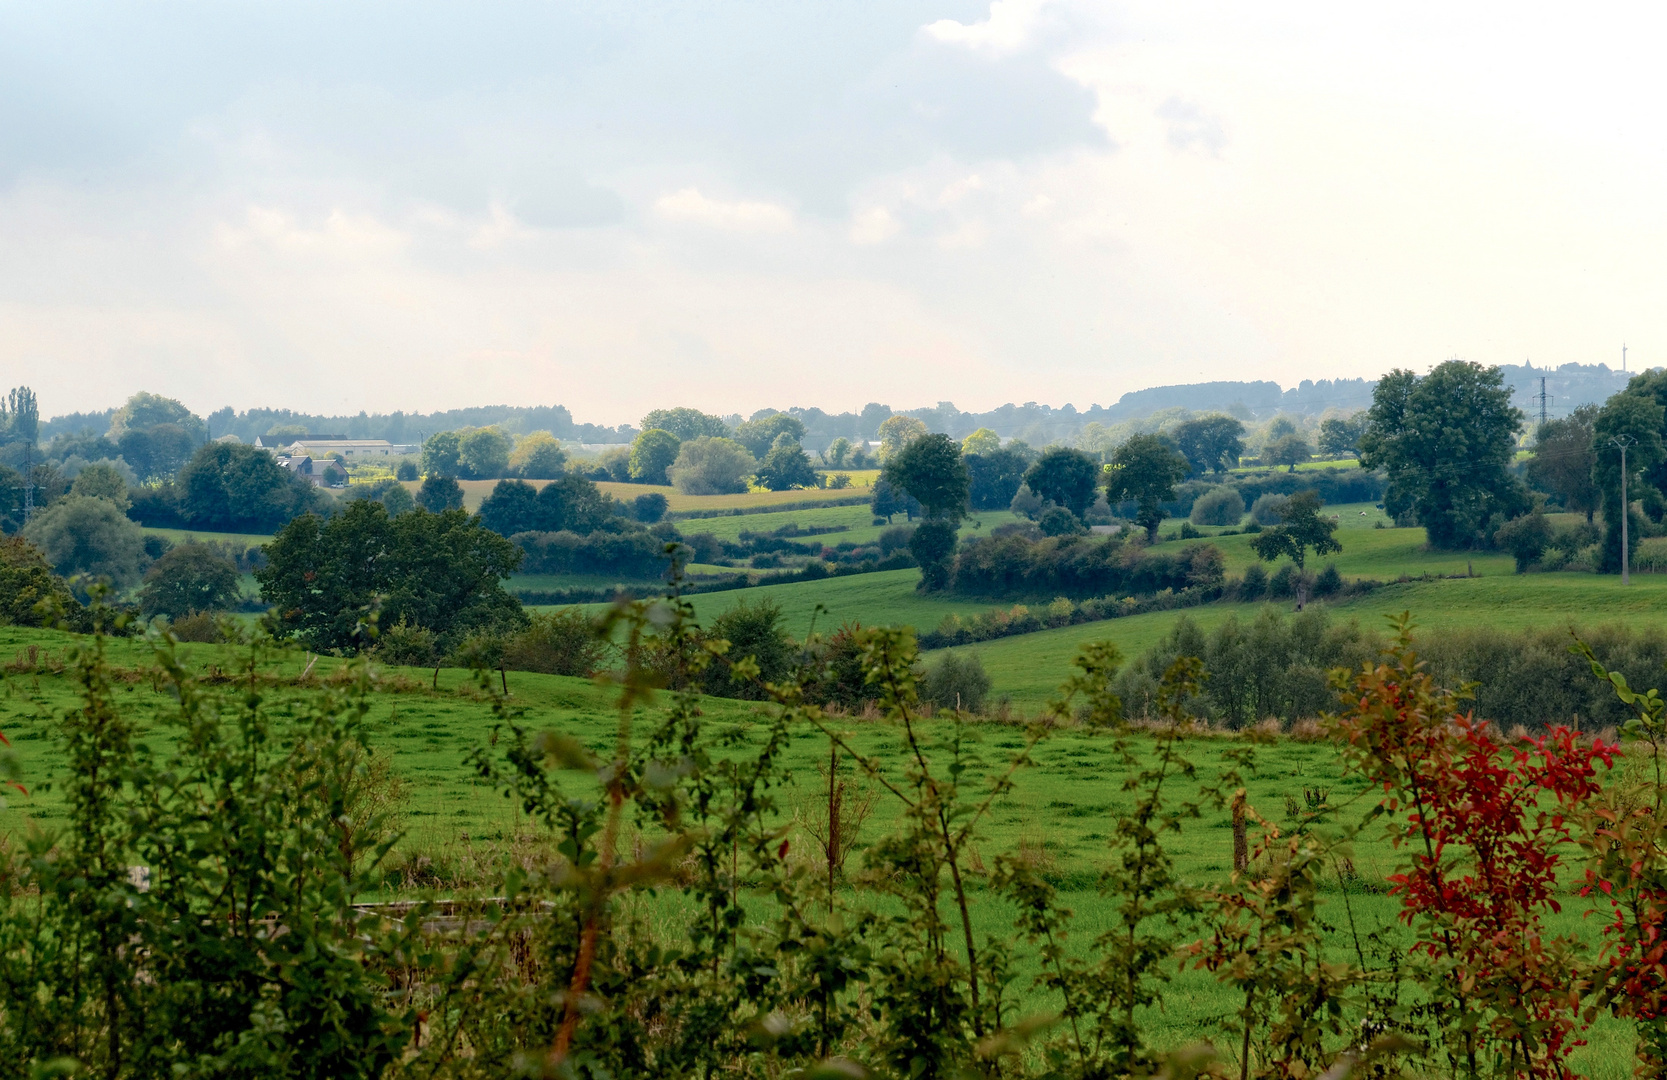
[{"x1": 3, "y1": 0, "x2": 1666, "y2": 425}]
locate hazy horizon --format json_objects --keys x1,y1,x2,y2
[{"x1": 5, "y1": 1, "x2": 1663, "y2": 424}]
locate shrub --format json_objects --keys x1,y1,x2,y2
[
  {"x1": 502, "y1": 609, "x2": 613, "y2": 676},
  {"x1": 919, "y1": 651, "x2": 992, "y2": 713},
  {"x1": 700, "y1": 597, "x2": 793, "y2": 699},
  {"x1": 1237, "y1": 562, "x2": 1268, "y2": 599},
  {"x1": 1179, "y1": 521, "x2": 1203, "y2": 539},
  {"x1": 1038, "y1": 505, "x2": 1084, "y2": 537},
  {"x1": 950, "y1": 532, "x2": 1225, "y2": 600},
  {"x1": 1190, "y1": 486, "x2": 1245, "y2": 526},
  {"x1": 166, "y1": 610, "x2": 223, "y2": 642},
  {"x1": 1312, "y1": 562, "x2": 1342, "y2": 597},
  {"x1": 878, "y1": 524, "x2": 914, "y2": 555},
  {"x1": 376, "y1": 619, "x2": 439, "y2": 666},
  {"x1": 633, "y1": 492, "x2": 669, "y2": 523},
  {"x1": 1250, "y1": 493, "x2": 1287, "y2": 525},
  {"x1": 395, "y1": 460, "x2": 419, "y2": 481}
]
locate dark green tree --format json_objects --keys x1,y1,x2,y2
[
  {"x1": 535, "y1": 475, "x2": 617, "y2": 533},
  {"x1": 1248, "y1": 490, "x2": 1342, "y2": 608},
  {"x1": 178, "y1": 442, "x2": 323, "y2": 532},
  {"x1": 478, "y1": 479, "x2": 542, "y2": 536},
  {"x1": 1526, "y1": 404, "x2": 1599, "y2": 523},
  {"x1": 1172, "y1": 415, "x2": 1245, "y2": 474},
  {"x1": 756, "y1": 433, "x2": 818, "y2": 491},
  {"x1": 1264, "y1": 433, "x2": 1311, "y2": 472},
  {"x1": 1316, "y1": 414, "x2": 1367, "y2": 458},
  {"x1": 257, "y1": 501, "x2": 525, "y2": 653},
  {"x1": 699, "y1": 598, "x2": 794, "y2": 699},
  {"x1": 457, "y1": 427, "x2": 513, "y2": 479},
  {"x1": 885, "y1": 433, "x2": 969, "y2": 521},
  {"x1": 908, "y1": 519, "x2": 959, "y2": 591},
  {"x1": 965, "y1": 447, "x2": 1030, "y2": 510},
  {"x1": 1357, "y1": 361, "x2": 1526, "y2": 548},
  {"x1": 119, "y1": 423, "x2": 197, "y2": 481},
  {"x1": 1105, "y1": 434, "x2": 1190, "y2": 542},
  {"x1": 138, "y1": 543, "x2": 242, "y2": 618},
  {"x1": 632, "y1": 492, "x2": 669, "y2": 523},
  {"x1": 416, "y1": 474, "x2": 464, "y2": 512},
  {"x1": 1023, "y1": 447, "x2": 1101, "y2": 518},
  {"x1": 1592, "y1": 393, "x2": 1665, "y2": 574}
]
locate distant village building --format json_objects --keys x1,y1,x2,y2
[
  {"x1": 275, "y1": 455, "x2": 346, "y2": 487},
  {"x1": 254, "y1": 435, "x2": 419, "y2": 457}
]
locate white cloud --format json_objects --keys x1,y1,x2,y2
[
  {"x1": 922, "y1": 0, "x2": 1049, "y2": 56},
  {"x1": 652, "y1": 188, "x2": 794, "y2": 232},
  {"x1": 849, "y1": 206, "x2": 901, "y2": 245}
]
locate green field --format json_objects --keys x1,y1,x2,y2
[
  {"x1": 0, "y1": 622, "x2": 1642, "y2": 1072},
  {"x1": 676, "y1": 502, "x2": 1023, "y2": 548},
  {"x1": 142, "y1": 526, "x2": 274, "y2": 547}
]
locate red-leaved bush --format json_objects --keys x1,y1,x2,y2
[{"x1": 1333, "y1": 620, "x2": 1615, "y2": 1079}]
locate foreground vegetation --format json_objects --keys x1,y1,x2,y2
[{"x1": 4, "y1": 601, "x2": 1667, "y2": 1077}]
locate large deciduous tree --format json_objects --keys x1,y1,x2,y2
[
  {"x1": 422, "y1": 431, "x2": 463, "y2": 477},
  {"x1": 1317, "y1": 414, "x2": 1368, "y2": 458},
  {"x1": 1248, "y1": 489, "x2": 1342, "y2": 608},
  {"x1": 1105, "y1": 434, "x2": 1190, "y2": 542},
  {"x1": 416, "y1": 473, "x2": 464, "y2": 512},
  {"x1": 1172, "y1": 415, "x2": 1245, "y2": 474},
  {"x1": 885, "y1": 433, "x2": 969, "y2": 591},
  {"x1": 138, "y1": 543, "x2": 242, "y2": 618},
  {"x1": 509, "y1": 431, "x2": 568, "y2": 479},
  {"x1": 1525, "y1": 404, "x2": 1599, "y2": 523},
  {"x1": 1357, "y1": 361, "x2": 1527, "y2": 549},
  {"x1": 628, "y1": 428, "x2": 681, "y2": 485},
  {"x1": 965, "y1": 447, "x2": 1030, "y2": 510},
  {"x1": 885, "y1": 433, "x2": 969, "y2": 522},
  {"x1": 639, "y1": 407, "x2": 730, "y2": 441},
  {"x1": 876, "y1": 415, "x2": 928, "y2": 462},
  {"x1": 1592, "y1": 393, "x2": 1665, "y2": 574},
  {"x1": 1023, "y1": 447, "x2": 1102, "y2": 518},
  {"x1": 178, "y1": 442, "x2": 323, "y2": 532},
  {"x1": 756, "y1": 433, "x2": 818, "y2": 491},
  {"x1": 457, "y1": 427, "x2": 513, "y2": 480},
  {"x1": 22, "y1": 495, "x2": 147, "y2": 589},
  {"x1": 667, "y1": 437, "x2": 756, "y2": 495},
  {"x1": 257, "y1": 501, "x2": 525, "y2": 653},
  {"x1": 732, "y1": 413, "x2": 807, "y2": 459}
]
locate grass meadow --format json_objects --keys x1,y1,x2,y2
[{"x1": 0, "y1": 621, "x2": 1644, "y2": 1073}]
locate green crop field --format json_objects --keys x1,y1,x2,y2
[
  {"x1": 677, "y1": 503, "x2": 1024, "y2": 548},
  {"x1": 415, "y1": 477, "x2": 874, "y2": 514},
  {"x1": 0, "y1": 622, "x2": 1640, "y2": 1072},
  {"x1": 141, "y1": 526, "x2": 275, "y2": 547}
]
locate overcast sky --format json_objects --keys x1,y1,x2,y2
[{"x1": 3, "y1": 1, "x2": 1665, "y2": 424}]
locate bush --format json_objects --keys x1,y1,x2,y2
[
  {"x1": 1251, "y1": 493, "x2": 1287, "y2": 525},
  {"x1": 0, "y1": 535, "x2": 90, "y2": 629},
  {"x1": 633, "y1": 492, "x2": 669, "y2": 523},
  {"x1": 1238, "y1": 561, "x2": 1268, "y2": 599},
  {"x1": 1179, "y1": 521, "x2": 1203, "y2": 539},
  {"x1": 1190, "y1": 486, "x2": 1245, "y2": 526},
  {"x1": 1313, "y1": 562, "x2": 1342, "y2": 597},
  {"x1": 395, "y1": 460, "x2": 419, "y2": 481},
  {"x1": 700, "y1": 598, "x2": 793, "y2": 699},
  {"x1": 878, "y1": 524, "x2": 914, "y2": 555},
  {"x1": 166, "y1": 610, "x2": 223, "y2": 643},
  {"x1": 502, "y1": 609, "x2": 613, "y2": 676},
  {"x1": 1038, "y1": 505, "x2": 1084, "y2": 537},
  {"x1": 376, "y1": 619, "x2": 439, "y2": 666},
  {"x1": 920, "y1": 651, "x2": 992, "y2": 713},
  {"x1": 909, "y1": 519, "x2": 959, "y2": 591},
  {"x1": 513, "y1": 528, "x2": 668, "y2": 578}
]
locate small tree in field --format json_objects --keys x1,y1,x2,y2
[{"x1": 1248, "y1": 490, "x2": 1340, "y2": 608}]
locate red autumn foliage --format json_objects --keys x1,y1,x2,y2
[{"x1": 1333, "y1": 621, "x2": 1614, "y2": 1079}]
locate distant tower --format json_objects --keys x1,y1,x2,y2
[{"x1": 1535, "y1": 376, "x2": 1549, "y2": 427}]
